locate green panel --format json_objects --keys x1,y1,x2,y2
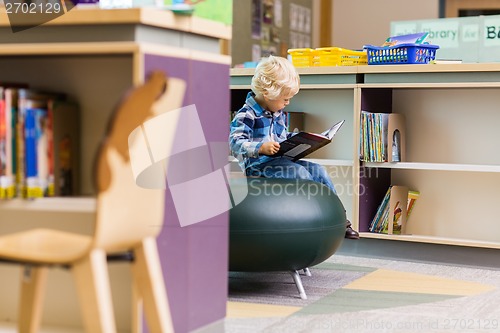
[
  {"x1": 230, "y1": 76, "x2": 253, "y2": 86},
  {"x1": 300, "y1": 74, "x2": 358, "y2": 85},
  {"x1": 191, "y1": 0, "x2": 232, "y2": 25},
  {"x1": 364, "y1": 72, "x2": 500, "y2": 84},
  {"x1": 391, "y1": 15, "x2": 500, "y2": 63},
  {"x1": 314, "y1": 262, "x2": 377, "y2": 273},
  {"x1": 296, "y1": 289, "x2": 460, "y2": 315},
  {"x1": 231, "y1": 73, "x2": 358, "y2": 86},
  {"x1": 164, "y1": 0, "x2": 232, "y2": 25}
]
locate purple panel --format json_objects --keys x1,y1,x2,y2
[
  {"x1": 187, "y1": 59, "x2": 229, "y2": 330},
  {"x1": 143, "y1": 54, "x2": 229, "y2": 333},
  {"x1": 361, "y1": 88, "x2": 392, "y2": 113},
  {"x1": 189, "y1": 60, "x2": 230, "y2": 144},
  {"x1": 359, "y1": 88, "x2": 393, "y2": 232},
  {"x1": 359, "y1": 167, "x2": 391, "y2": 232}
]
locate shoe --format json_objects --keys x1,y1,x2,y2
[{"x1": 345, "y1": 220, "x2": 359, "y2": 239}]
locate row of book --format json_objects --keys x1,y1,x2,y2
[
  {"x1": 0, "y1": 84, "x2": 79, "y2": 199},
  {"x1": 359, "y1": 111, "x2": 406, "y2": 162},
  {"x1": 369, "y1": 185, "x2": 420, "y2": 235}
]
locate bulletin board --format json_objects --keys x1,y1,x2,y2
[{"x1": 232, "y1": 0, "x2": 313, "y2": 66}]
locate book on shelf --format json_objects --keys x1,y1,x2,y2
[
  {"x1": 24, "y1": 107, "x2": 48, "y2": 199},
  {"x1": 49, "y1": 98, "x2": 80, "y2": 196},
  {"x1": 382, "y1": 32, "x2": 429, "y2": 46},
  {"x1": 0, "y1": 88, "x2": 6, "y2": 198},
  {"x1": 0, "y1": 84, "x2": 29, "y2": 199},
  {"x1": 369, "y1": 185, "x2": 420, "y2": 235},
  {"x1": 275, "y1": 119, "x2": 345, "y2": 161},
  {"x1": 359, "y1": 111, "x2": 406, "y2": 163},
  {"x1": 17, "y1": 89, "x2": 59, "y2": 198},
  {"x1": 0, "y1": 87, "x2": 80, "y2": 199}
]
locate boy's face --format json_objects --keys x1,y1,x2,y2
[{"x1": 264, "y1": 93, "x2": 294, "y2": 112}]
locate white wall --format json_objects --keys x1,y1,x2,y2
[{"x1": 332, "y1": 0, "x2": 439, "y2": 49}]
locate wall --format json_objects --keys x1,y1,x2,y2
[
  {"x1": 332, "y1": 0, "x2": 439, "y2": 49},
  {"x1": 231, "y1": 0, "x2": 313, "y2": 66},
  {"x1": 230, "y1": 0, "x2": 440, "y2": 64}
]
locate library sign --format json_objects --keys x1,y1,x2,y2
[
  {"x1": 4, "y1": 0, "x2": 76, "y2": 33},
  {"x1": 391, "y1": 15, "x2": 500, "y2": 62}
]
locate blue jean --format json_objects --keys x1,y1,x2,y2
[{"x1": 246, "y1": 157, "x2": 337, "y2": 194}]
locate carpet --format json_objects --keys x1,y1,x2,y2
[
  {"x1": 226, "y1": 255, "x2": 500, "y2": 333},
  {"x1": 228, "y1": 262, "x2": 374, "y2": 306}
]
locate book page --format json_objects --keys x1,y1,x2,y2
[{"x1": 320, "y1": 119, "x2": 345, "y2": 140}]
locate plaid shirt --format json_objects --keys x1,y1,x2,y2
[{"x1": 229, "y1": 92, "x2": 291, "y2": 171}]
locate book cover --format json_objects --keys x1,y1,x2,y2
[
  {"x1": 371, "y1": 185, "x2": 420, "y2": 235},
  {"x1": 369, "y1": 187, "x2": 391, "y2": 232},
  {"x1": 0, "y1": 88, "x2": 6, "y2": 199},
  {"x1": 275, "y1": 120, "x2": 344, "y2": 161},
  {"x1": 1, "y1": 84, "x2": 28, "y2": 199},
  {"x1": 407, "y1": 190, "x2": 420, "y2": 220},
  {"x1": 382, "y1": 32, "x2": 429, "y2": 46},
  {"x1": 17, "y1": 89, "x2": 64, "y2": 198},
  {"x1": 24, "y1": 107, "x2": 45, "y2": 199}
]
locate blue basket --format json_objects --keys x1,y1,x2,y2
[{"x1": 364, "y1": 43, "x2": 439, "y2": 65}]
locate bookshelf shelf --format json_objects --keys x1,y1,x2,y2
[
  {"x1": 231, "y1": 63, "x2": 500, "y2": 250},
  {"x1": 0, "y1": 197, "x2": 95, "y2": 213},
  {"x1": 363, "y1": 162, "x2": 500, "y2": 173},
  {"x1": 360, "y1": 232, "x2": 500, "y2": 250},
  {"x1": 305, "y1": 158, "x2": 354, "y2": 167}
]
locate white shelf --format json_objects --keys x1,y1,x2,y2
[
  {"x1": 361, "y1": 82, "x2": 500, "y2": 89},
  {"x1": 0, "y1": 197, "x2": 96, "y2": 213},
  {"x1": 362, "y1": 161, "x2": 500, "y2": 173},
  {"x1": 305, "y1": 158, "x2": 354, "y2": 167},
  {"x1": 229, "y1": 156, "x2": 353, "y2": 167},
  {"x1": 360, "y1": 232, "x2": 500, "y2": 250}
]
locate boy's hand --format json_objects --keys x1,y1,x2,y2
[{"x1": 259, "y1": 141, "x2": 281, "y2": 155}]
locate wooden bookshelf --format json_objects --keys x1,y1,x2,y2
[{"x1": 231, "y1": 62, "x2": 500, "y2": 249}]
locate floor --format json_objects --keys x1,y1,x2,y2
[
  {"x1": 2, "y1": 239, "x2": 500, "y2": 333},
  {"x1": 0, "y1": 323, "x2": 82, "y2": 333},
  {"x1": 224, "y1": 251, "x2": 500, "y2": 333}
]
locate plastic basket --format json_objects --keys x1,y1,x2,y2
[
  {"x1": 313, "y1": 47, "x2": 367, "y2": 66},
  {"x1": 288, "y1": 48, "x2": 315, "y2": 67},
  {"x1": 364, "y1": 43, "x2": 439, "y2": 65}
]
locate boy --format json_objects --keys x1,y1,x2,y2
[{"x1": 229, "y1": 55, "x2": 358, "y2": 239}]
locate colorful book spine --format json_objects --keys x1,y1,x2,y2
[
  {"x1": 2, "y1": 88, "x2": 20, "y2": 199},
  {"x1": 0, "y1": 88, "x2": 7, "y2": 199},
  {"x1": 360, "y1": 111, "x2": 405, "y2": 163},
  {"x1": 24, "y1": 108, "x2": 46, "y2": 199},
  {"x1": 0, "y1": 87, "x2": 78, "y2": 199},
  {"x1": 370, "y1": 185, "x2": 420, "y2": 235}
]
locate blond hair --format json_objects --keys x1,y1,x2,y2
[{"x1": 251, "y1": 55, "x2": 300, "y2": 100}]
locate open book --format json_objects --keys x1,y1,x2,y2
[{"x1": 275, "y1": 120, "x2": 345, "y2": 161}]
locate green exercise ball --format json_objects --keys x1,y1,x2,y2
[{"x1": 229, "y1": 177, "x2": 346, "y2": 272}]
